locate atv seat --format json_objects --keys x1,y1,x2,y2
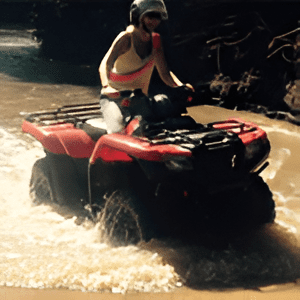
[
  {"x1": 78, "y1": 118, "x2": 107, "y2": 142},
  {"x1": 85, "y1": 117, "x2": 107, "y2": 130}
]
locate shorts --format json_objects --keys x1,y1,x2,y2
[{"x1": 99, "y1": 93, "x2": 131, "y2": 134}]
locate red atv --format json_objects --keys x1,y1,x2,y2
[{"x1": 22, "y1": 88, "x2": 275, "y2": 245}]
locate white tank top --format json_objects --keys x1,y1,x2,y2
[{"x1": 108, "y1": 28, "x2": 161, "y2": 95}]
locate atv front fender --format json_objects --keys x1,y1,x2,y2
[{"x1": 89, "y1": 133, "x2": 192, "y2": 164}]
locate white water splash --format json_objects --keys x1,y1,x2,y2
[
  {"x1": 0, "y1": 128, "x2": 180, "y2": 293},
  {"x1": 264, "y1": 148, "x2": 291, "y2": 180}
]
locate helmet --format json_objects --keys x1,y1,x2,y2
[{"x1": 130, "y1": 0, "x2": 168, "y2": 26}]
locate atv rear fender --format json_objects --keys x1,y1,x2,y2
[{"x1": 22, "y1": 121, "x2": 96, "y2": 158}]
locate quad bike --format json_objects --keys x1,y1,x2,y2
[{"x1": 22, "y1": 87, "x2": 275, "y2": 245}]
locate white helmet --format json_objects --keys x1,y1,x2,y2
[{"x1": 130, "y1": 0, "x2": 168, "y2": 26}]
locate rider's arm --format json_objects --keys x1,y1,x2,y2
[
  {"x1": 99, "y1": 31, "x2": 131, "y2": 91},
  {"x1": 154, "y1": 41, "x2": 184, "y2": 87}
]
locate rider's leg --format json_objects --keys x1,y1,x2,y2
[{"x1": 100, "y1": 97, "x2": 125, "y2": 133}]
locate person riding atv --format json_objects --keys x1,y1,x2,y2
[
  {"x1": 99, "y1": 0, "x2": 194, "y2": 133},
  {"x1": 21, "y1": 0, "x2": 275, "y2": 247}
]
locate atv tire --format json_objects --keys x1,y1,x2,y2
[
  {"x1": 29, "y1": 155, "x2": 90, "y2": 220},
  {"x1": 30, "y1": 157, "x2": 56, "y2": 205},
  {"x1": 208, "y1": 174, "x2": 275, "y2": 238},
  {"x1": 100, "y1": 189, "x2": 156, "y2": 246},
  {"x1": 243, "y1": 174, "x2": 276, "y2": 226}
]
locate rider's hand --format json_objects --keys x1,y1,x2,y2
[{"x1": 184, "y1": 83, "x2": 195, "y2": 92}]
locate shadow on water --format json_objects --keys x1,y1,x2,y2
[
  {"x1": 0, "y1": 29, "x2": 100, "y2": 86},
  {"x1": 140, "y1": 224, "x2": 300, "y2": 290}
]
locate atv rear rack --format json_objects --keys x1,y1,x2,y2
[{"x1": 20, "y1": 102, "x2": 101, "y2": 126}]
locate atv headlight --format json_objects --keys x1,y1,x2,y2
[{"x1": 165, "y1": 157, "x2": 193, "y2": 171}]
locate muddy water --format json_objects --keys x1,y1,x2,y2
[{"x1": 1, "y1": 29, "x2": 300, "y2": 297}]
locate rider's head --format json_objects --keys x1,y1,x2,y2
[{"x1": 130, "y1": 0, "x2": 168, "y2": 27}]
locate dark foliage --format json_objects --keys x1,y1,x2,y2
[{"x1": 13, "y1": 1, "x2": 300, "y2": 110}]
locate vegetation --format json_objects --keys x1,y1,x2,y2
[{"x1": 13, "y1": 0, "x2": 300, "y2": 110}]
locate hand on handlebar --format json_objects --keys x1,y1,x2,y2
[{"x1": 184, "y1": 83, "x2": 195, "y2": 92}]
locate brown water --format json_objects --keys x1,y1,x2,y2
[{"x1": 1, "y1": 29, "x2": 300, "y2": 298}]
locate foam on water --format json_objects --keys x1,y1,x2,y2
[
  {"x1": 0, "y1": 128, "x2": 181, "y2": 293},
  {"x1": 0, "y1": 30, "x2": 39, "y2": 48}
]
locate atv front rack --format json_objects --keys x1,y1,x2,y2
[{"x1": 21, "y1": 102, "x2": 101, "y2": 126}]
